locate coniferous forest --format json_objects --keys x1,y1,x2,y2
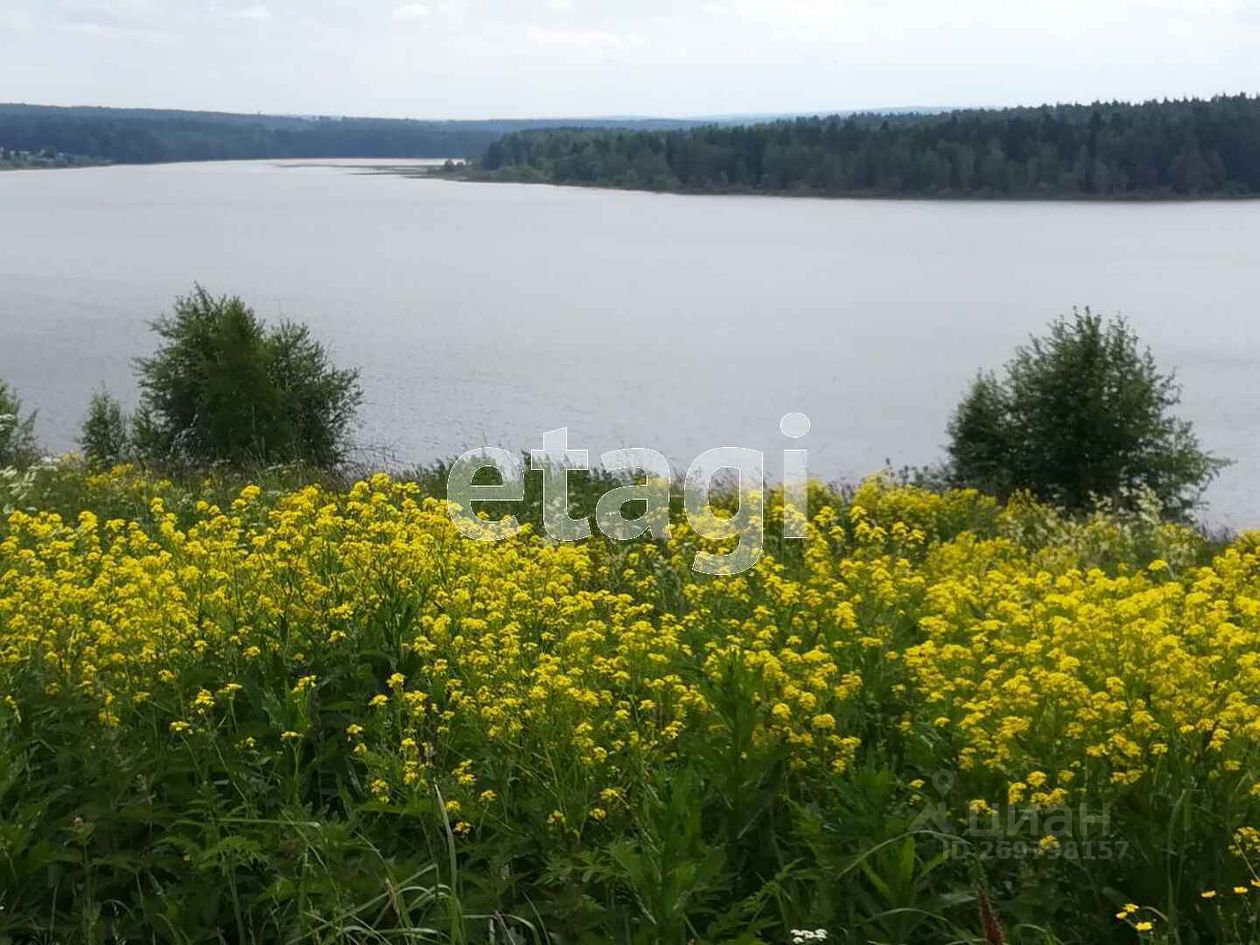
[{"x1": 479, "y1": 94, "x2": 1260, "y2": 198}]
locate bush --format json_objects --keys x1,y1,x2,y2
[
  {"x1": 948, "y1": 309, "x2": 1226, "y2": 518},
  {"x1": 0, "y1": 378, "x2": 39, "y2": 469},
  {"x1": 79, "y1": 390, "x2": 131, "y2": 469},
  {"x1": 133, "y1": 286, "x2": 362, "y2": 468}
]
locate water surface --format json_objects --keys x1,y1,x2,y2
[{"x1": 2, "y1": 159, "x2": 1258, "y2": 525}]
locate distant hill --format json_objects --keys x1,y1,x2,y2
[
  {"x1": 692, "y1": 106, "x2": 946, "y2": 123},
  {"x1": 0, "y1": 103, "x2": 706, "y2": 165},
  {"x1": 478, "y1": 95, "x2": 1260, "y2": 199}
]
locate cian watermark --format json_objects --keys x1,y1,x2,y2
[
  {"x1": 446, "y1": 414, "x2": 812, "y2": 575},
  {"x1": 909, "y1": 770, "x2": 1129, "y2": 862}
]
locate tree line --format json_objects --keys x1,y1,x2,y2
[
  {"x1": 480, "y1": 94, "x2": 1260, "y2": 198},
  {"x1": 0, "y1": 104, "x2": 701, "y2": 165}
]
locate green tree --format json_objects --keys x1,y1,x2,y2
[
  {"x1": 79, "y1": 389, "x2": 131, "y2": 469},
  {"x1": 0, "y1": 379, "x2": 40, "y2": 469},
  {"x1": 947, "y1": 309, "x2": 1226, "y2": 518},
  {"x1": 133, "y1": 286, "x2": 362, "y2": 468},
  {"x1": 944, "y1": 371, "x2": 1013, "y2": 499}
]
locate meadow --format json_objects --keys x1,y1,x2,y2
[{"x1": 1, "y1": 461, "x2": 1258, "y2": 944}]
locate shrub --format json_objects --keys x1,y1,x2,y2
[
  {"x1": 0, "y1": 378, "x2": 39, "y2": 469},
  {"x1": 133, "y1": 286, "x2": 362, "y2": 468},
  {"x1": 79, "y1": 389, "x2": 131, "y2": 469},
  {"x1": 948, "y1": 309, "x2": 1226, "y2": 518}
]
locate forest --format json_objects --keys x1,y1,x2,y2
[
  {"x1": 478, "y1": 94, "x2": 1260, "y2": 198},
  {"x1": 0, "y1": 103, "x2": 700, "y2": 165}
]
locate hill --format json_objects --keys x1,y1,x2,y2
[{"x1": 0, "y1": 103, "x2": 705, "y2": 164}]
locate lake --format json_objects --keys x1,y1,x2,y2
[{"x1": 2, "y1": 159, "x2": 1258, "y2": 526}]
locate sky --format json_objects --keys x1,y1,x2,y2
[{"x1": 1, "y1": 0, "x2": 1259, "y2": 119}]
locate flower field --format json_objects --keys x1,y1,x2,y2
[{"x1": 2, "y1": 465, "x2": 1260, "y2": 943}]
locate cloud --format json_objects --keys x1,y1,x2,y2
[
  {"x1": 227, "y1": 5, "x2": 271, "y2": 20},
  {"x1": 55, "y1": 1, "x2": 174, "y2": 40},
  {"x1": 524, "y1": 25, "x2": 640, "y2": 50},
  {"x1": 59, "y1": 0, "x2": 143, "y2": 29},
  {"x1": 1, "y1": 8, "x2": 35, "y2": 34},
  {"x1": 64, "y1": 21, "x2": 172, "y2": 40},
  {"x1": 392, "y1": 2, "x2": 430, "y2": 20}
]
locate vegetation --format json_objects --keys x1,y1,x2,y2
[
  {"x1": 479, "y1": 94, "x2": 1260, "y2": 198},
  {"x1": 0, "y1": 379, "x2": 39, "y2": 469},
  {"x1": 947, "y1": 309, "x2": 1226, "y2": 517},
  {"x1": 2, "y1": 465, "x2": 1260, "y2": 942},
  {"x1": 79, "y1": 389, "x2": 131, "y2": 470},
  {"x1": 0, "y1": 103, "x2": 701, "y2": 165},
  {"x1": 130, "y1": 286, "x2": 362, "y2": 469},
  {"x1": 0, "y1": 295, "x2": 1247, "y2": 940}
]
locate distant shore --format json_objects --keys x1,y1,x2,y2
[{"x1": 389, "y1": 162, "x2": 1260, "y2": 203}]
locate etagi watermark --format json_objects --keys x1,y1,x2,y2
[{"x1": 445, "y1": 413, "x2": 813, "y2": 575}]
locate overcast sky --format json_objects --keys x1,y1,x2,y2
[{"x1": 1, "y1": 0, "x2": 1258, "y2": 119}]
